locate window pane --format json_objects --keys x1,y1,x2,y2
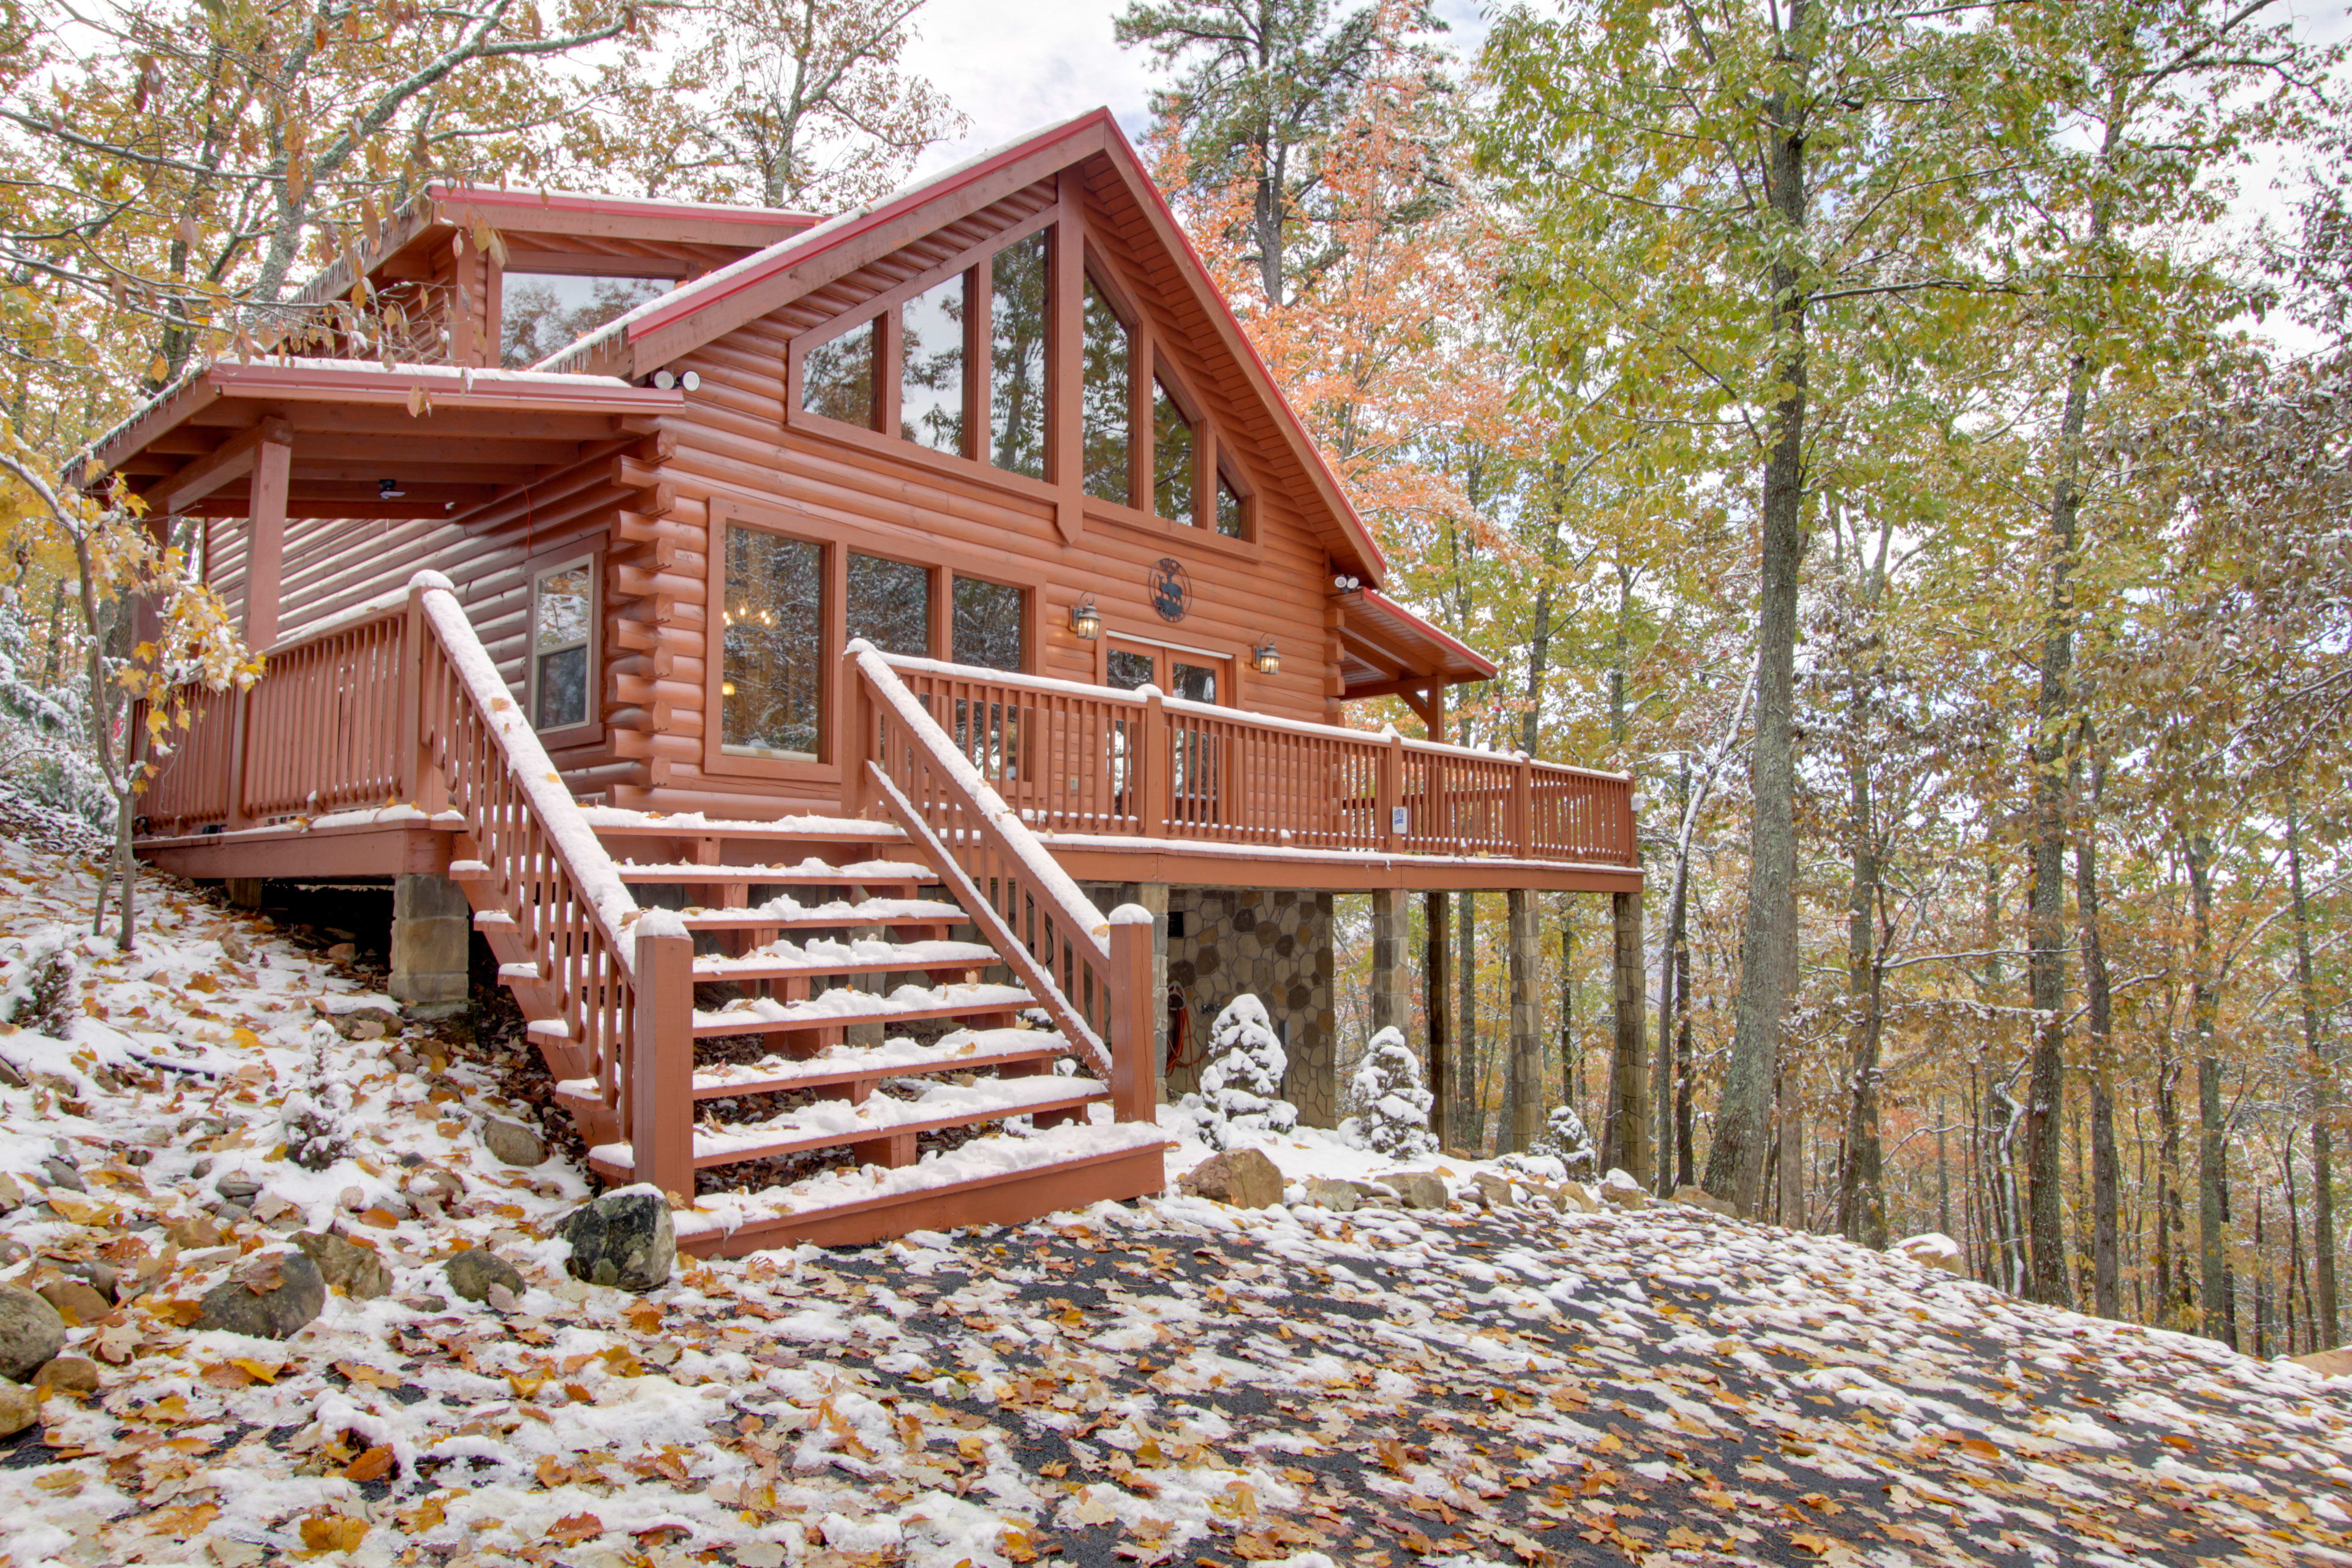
[
  {"x1": 1216, "y1": 473, "x2": 1245, "y2": 538},
  {"x1": 535, "y1": 646, "x2": 588, "y2": 729},
  {"x1": 1082, "y1": 281, "x2": 1130, "y2": 503},
  {"x1": 902, "y1": 276, "x2": 966, "y2": 454},
  {"x1": 1106, "y1": 649, "x2": 1155, "y2": 691},
  {"x1": 723, "y1": 530, "x2": 825, "y2": 760},
  {"x1": 1153, "y1": 376, "x2": 1194, "y2": 524},
  {"x1": 848, "y1": 552, "x2": 930, "y2": 658},
  {"x1": 535, "y1": 566, "x2": 590, "y2": 652},
  {"x1": 1172, "y1": 660, "x2": 1217, "y2": 704},
  {"x1": 952, "y1": 578, "x2": 1025, "y2": 672},
  {"x1": 501, "y1": 273, "x2": 672, "y2": 370},
  {"x1": 803, "y1": 322, "x2": 876, "y2": 428},
  {"x1": 989, "y1": 233, "x2": 1049, "y2": 479}
]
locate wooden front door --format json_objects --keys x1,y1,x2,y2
[{"x1": 1104, "y1": 638, "x2": 1232, "y2": 829}]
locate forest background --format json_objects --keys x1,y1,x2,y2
[{"x1": 5, "y1": 0, "x2": 2352, "y2": 1359}]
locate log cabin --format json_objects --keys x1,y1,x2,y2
[{"x1": 88, "y1": 109, "x2": 1647, "y2": 1254}]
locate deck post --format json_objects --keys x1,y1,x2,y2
[
  {"x1": 242, "y1": 433, "x2": 292, "y2": 649},
  {"x1": 388, "y1": 872, "x2": 472, "y2": 1020},
  {"x1": 1513, "y1": 754, "x2": 1535, "y2": 858},
  {"x1": 1604, "y1": 888, "x2": 1651, "y2": 1185},
  {"x1": 1370, "y1": 888, "x2": 1407, "y2": 1042},
  {"x1": 1425, "y1": 889, "x2": 1450, "y2": 1150},
  {"x1": 1378, "y1": 731, "x2": 1404, "y2": 851},
  {"x1": 1107, "y1": 907, "x2": 1157, "y2": 1125},
  {"x1": 1139, "y1": 688, "x2": 1170, "y2": 837},
  {"x1": 1507, "y1": 887, "x2": 1541, "y2": 1155},
  {"x1": 631, "y1": 926, "x2": 698, "y2": 1202},
  {"x1": 842, "y1": 647, "x2": 876, "y2": 820}
]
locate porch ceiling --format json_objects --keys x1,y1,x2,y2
[{"x1": 88, "y1": 359, "x2": 683, "y2": 522}]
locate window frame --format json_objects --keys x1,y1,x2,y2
[{"x1": 526, "y1": 548, "x2": 601, "y2": 747}]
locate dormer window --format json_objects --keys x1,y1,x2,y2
[{"x1": 500, "y1": 271, "x2": 674, "y2": 369}]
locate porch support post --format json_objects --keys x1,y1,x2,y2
[
  {"x1": 1425, "y1": 889, "x2": 1451, "y2": 1151},
  {"x1": 1135, "y1": 882, "x2": 1170, "y2": 1104},
  {"x1": 243, "y1": 432, "x2": 292, "y2": 649},
  {"x1": 1370, "y1": 888, "x2": 1407, "y2": 1042},
  {"x1": 1507, "y1": 888, "x2": 1541, "y2": 1155},
  {"x1": 1604, "y1": 888, "x2": 1651, "y2": 1185},
  {"x1": 389, "y1": 871, "x2": 472, "y2": 1020}
]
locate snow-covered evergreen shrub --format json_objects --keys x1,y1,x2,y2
[
  {"x1": 2, "y1": 926, "x2": 76, "y2": 1039},
  {"x1": 1195, "y1": 994, "x2": 1295, "y2": 1149},
  {"x1": 282, "y1": 1023, "x2": 353, "y2": 1171},
  {"x1": 1340, "y1": 1026, "x2": 1435, "y2": 1159},
  {"x1": 1531, "y1": 1104, "x2": 1596, "y2": 1178},
  {"x1": 0, "y1": 589, "x2": 110, "y2": 831}
]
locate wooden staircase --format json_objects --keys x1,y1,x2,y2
[{"x1": 402, "y1": 576, "x2": 1166, "y2": 1256}]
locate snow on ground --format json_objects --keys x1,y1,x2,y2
[{"x1": 0, "y1": 807, "x2": 2346, "y2": 1567}]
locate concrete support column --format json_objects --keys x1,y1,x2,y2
[
  {"x1": 1369, "y1": 889, "x2": 1408, "y2": 1041},
  {"x1": 390, "y1": 872, "x2": 472, "y2": 1019},
  {"x1": 1604, "y1": 889, "x2": 1651, "y2": 1185},
  {"x1": 1507, "y1": 888, "x2": 1542, "y2": 1155}
]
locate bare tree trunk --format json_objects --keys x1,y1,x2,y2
[
  {"x1": 2157, "y1": 1039, "x2": 2187, "y2": 1327},
  {"x1": 1427, "y1": 891, "x2": 1451, "y2": 1151},
  {"x1": 2289, "y1": 786, "x2": 2339, "y2": 1348},
  {"x1": 2185, "y1": 833, "x2": 2228, "y2": 1343},
  {"x1": 1458, "y1": 889, "x2": 1480, "y2": 1153},
  {"x1": 2078, "y1": 741, "x2": 2120, "y2": 1319},
  {"x1": 1675, "y1": 939, "x2": 1695, "y2": 1188},
  {"x1": 1654, "y1": 755, "x2": 1688, "y2": 1193},
  {"x1": 1703, "y1": 6, "x2": 1812, "y2": 1214},
  {"x1": 1838, "y1": 736, "x2": 1885, "y2": 1246},
  {"x1": 1559, "y1": 910, "x2": 1576, "y2": 1110}
]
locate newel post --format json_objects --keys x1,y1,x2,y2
[
  {"x1": 841, "y1": 644, "x2": 876, "y2": 820},
  {"x1": 1107, "y1": 906, "x2": 1157, "y2": 1121},
  {"x1": 631, "y1": 922, "x2": 698, "y2": 1202},
  {"x1": 1139, "y1": 687, "x2": 1170, "y2": 838},
  {"x1": 1378, "y1": 729, "x2": 1404, "y2": 851}
]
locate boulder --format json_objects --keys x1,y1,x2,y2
[
  {"x1": 294, "y1": 1231, "x2": 392, "y2": 1301},
  {"x1": 1555, "y1": 1180, "x2": 1600, "y2": 1215},
  {"x1": 444, "y1": 1249, "x2": 527, "y2": 1306},
  {"x1": 36, "y1": 1280, "x2": 111, "y2": 1327},
  {"x1": 33, "y1": 1356, "x2": 99, "y2": 1395},
  {"x1": 0, "y1": 1286, "x2": 66, "y2": 1381},
  {"x1": 1379, "y1": 1171, "x2": 1450, "y2": 1212},
  {"x1": 557, "y1": 1189, "x2": 677, "y2": 1292},
  {"x1": 195, "y1": 1251, "x2": 325, "y2": 1340},
  {"x1": 1178, "y1": 1148, "x2": 1284, "y2": 1210},
  {"x1": 480, "y1": 1118, "x2": 547, "y2": 1168},
  {"x1": 1302, "y1": 1175, "x2": 1398, "y2": 1213},
  {"x1": 1600, "y1": 1169, "x2": 1651, "y2": 1209},
  {"x1": 2294, "y1": 1346, "x2": 2352, "y2": 1379},
  {"x1": 1471, "y1": 1173, "x2": 1520, "y2": 1210},
  {"x1": 1674, "y1": 1185, "x2": 1737, "y2": 1218},
  {"x1": 0, "y1": 1378, "x2": 36, "y2": 1438},
  {"x1": 1893, "y1": 1233, "x2": 1964, "y2": 1275}
]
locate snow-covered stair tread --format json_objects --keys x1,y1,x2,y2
[
  {"x1": 586, "y1": 807, "x2": 907, "y2": 842},
  {"x1": 668, "y1": 1120, "x2": 1172, "y2": 1241},
  {"x1": 693, "y1": 938, "x2": 995, "y2": 981},
  {"x1": 674, "y1": 895, "x2": 963, "y2": 930},
  {"x1": 681, "y1": 1026, "x2": 1069, "y2": 1097},
  {"x1": 590, "y1": 1072, "x2": 1107, "y2": 1169},
  {"x1": 614, "y1": 856, "x2": 933, "y2": 884},
  {"x1": 693, "y1": 981, "x2": 1033, "y2": 1035}
]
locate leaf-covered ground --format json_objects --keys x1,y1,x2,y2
[{"x1": 0, "y1": 807, "x2": 2346, "y2": 1568}]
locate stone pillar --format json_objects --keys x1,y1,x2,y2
[
  {"x1": 1507, "y1": 888, "x2": 1542, "y2": 1156},
  {"x1": 390, "y1": 872, "x2": 472, "y2": 1019},
  {"x1": 1370, "y1": 888, "x2": 1408, "y2": 1041}
]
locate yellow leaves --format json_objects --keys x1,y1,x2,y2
[
  {"x1": 45, "y1": 1193, "x2": 118, "y2": 1226},
  {"x1": 334, "y1": 1360, "x2": 402, "y2": 1390},
  {"x1": 297, "y1": 1513, "x2": 368, "y2": 1553},
  {"x1": 228, "y1": 1357, "x2": 280, "y2": 1384},
  {"x1": 230, "y1": 1027, "x2": 263, "y2": 1050},
  {"x1": 1208, "y1": 1479, "x2": 1259, "y2": 1520}
]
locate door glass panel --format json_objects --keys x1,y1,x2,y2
[
  {"x1": 1153, "y1": 376, "x2": 1194, "y2": 523},
  {"x1": 989, "y1": 232, "x2": 1049, "y2": 479},
  {"x1": 722, "y1": 530, "x2": 824, "y2": 760},
  {"x1": 1106, "y1": 649, "x2": 1156, "y2": 690},
  {"x1": 901, "y1": 276, "x2": 965, "y2": 454},
  {"x1": 848, "y1": 553, "x2": 930, "y2": 657},
  {"x1": 802, "y1": 321, "x2": 876, "y2": 428},
  {"x1": 1082, "y1": 279, "x2": 1131, "y2": 504},
  {"x1": 1171, "y1": 660, "x2": 1217, "y2": 704},
  {"x1": 952, "y1": 577, "x2": 1025, "y2": 672}
]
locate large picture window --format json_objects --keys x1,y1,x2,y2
[
  {"x1": 1153, "y1": 375, "x2": 1195, "y2": 525},
  {"x1": 989, "y1": 232, "x2": 1049, "y2": 480},
  {"x1": 952, "y1": 577, "x2": 1025, "y2": 672},
  {"x1": 848, "y1": 552, "x2": 931, "y2": 658},
  {"x1": 1082, "y1": 281, "x2": 1131, "y2": 505},
  {"x1": 722, "y1": 529, "x2": 825, "y2": 761},
  {"x1": 802, "y1": 320, "x2": 878, "y2": 428},
  {"x1": 530, "y1": 559, "x2": 594, "y2": 730},
  {"x1": 900, "y1": 275, "x2": 967, "y2": 454}
]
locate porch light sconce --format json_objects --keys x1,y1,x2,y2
[
  {"x1": 378, "y1": 478, "x2": 405, "y2": 499},
  {"x1": 1331, "y1": 574, "x2": 1362, "y2": 593},
  {"x1": 721, "y1": 679, "x2": 737, "y2": 697},
  {"x1": 1069, "y1": 594, "x2": 1102, "y2": 641},
  {"x1": 1251, "y1": 636, "x2": 1279, "y2": 676}
]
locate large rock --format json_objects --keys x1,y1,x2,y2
[
  {"x1": 1178, "y1": 1148, "x2": 1284, "y2": 1210},
  {"x1": 445, "y1": 1248, "x2": 527, "y2": 1306},
  {"x1": 295, "y1": 1231, "x2": 391, "y2": 1301},
  {"x1": 1300, "y1": 1176, "x2": 1396, "y2": 1213},
  {"x1": 2295, "y1": 1346, "x2": 2352, "y2": 1379},
  {"x1": 557, "y1": 1189, "x2": 676, "y2": 1292},
  {"x1": 480, "y1": 1119, "x2": 546, "y2": 1168},
  {"x1": 195, "y1": 1251, "x2": 325, "y2": 1340},
  {"x1": 33, "y1": 1356, "x2": 99, "y2": 1395},
  {"x1": 1600, "y1": 1169, "x2": 1651, "y2": 1210},
  {"x1": 1556, "y1": 1180, "x2": 1600, "y2": 1214},
  {"x1": 1675, "y1": 1185, "x2": 1736, "y2": 1218},
  {"x1": 0, "y1": 1286, "x2": 65, "y2": 1381},
  {"x1": 36, "y1": 1280, "x2": 110, "y2": 1327},
  {"x1": 0, "y1": 1378, "x2": 36, "y2": 1438},
  {"x1": 1379, "y1": 1172, "x2": 1450, "y2": 1212},
  {"x1": 1893, "y1": 1232, "x2": 1964, "y2": 1275}
]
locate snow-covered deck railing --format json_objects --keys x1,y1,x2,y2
[
  {"x1": 844, "y1": 642, "x2": 1156, "y2": 1124},
  {"x1": 858, "y1": 651, "x2": 1637, "y2": 866}
]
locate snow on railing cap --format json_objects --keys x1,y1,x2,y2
[
  {"x1": 1109, "y1": 903, "x2": 1155, "y2": 926},
  {"x1": 633, "y1": 908, "x2": 690, "y2": 940},
  {"x1": 845, "y1": 637, "x2": 875, "y2": 655},
  {"x1": 408, "y1": 570, "x2": 456, "y2": 593}
]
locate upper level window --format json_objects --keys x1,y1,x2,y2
[
  {"x1": 990, "y1": 232, "x2": 1049, "y2": 480},
  {"x1": 1153, "y1": 375, "x2": 1195, "y2": 524},
  {"x1": 1082, "y1": 281, "x2": 1131, "y2": 505},
  {"x1": 501, "y1": 272, "x2": 673, "y2": 369},
  {"x1": 722, "y1": 529, "x2": 825, "y2": 762},
  {"x1": 531, "y1": 560, "x2": 594, "y2": 729},
  {"x1": 953, "y1": 577, "x2": 1025, "y2": 672},
  {"x1": 901, "y1": 275, "x2": 967, "y2": 455},
  {"x1": 848, "y1": 552, "x2": 930, "y2": 658},
  {"x1": 803, "y1": 320, "x2": 878, "y2": 427},
  {"x1": 1216, "y1": 472, "x2": 1246, "y2": 538}
]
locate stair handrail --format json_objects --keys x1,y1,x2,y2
[{"x1": 846, "y1": 639, "x2": 1121, "y2": 1084}]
